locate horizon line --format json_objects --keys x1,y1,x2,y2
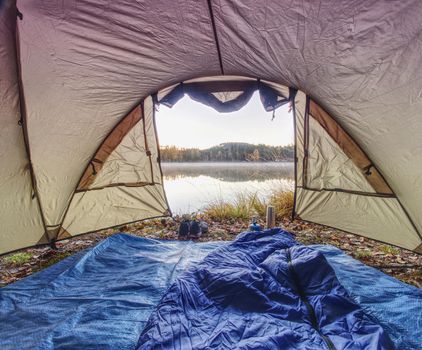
[{"x1": 160, "y1": 141, "x2": 294, "y2": 150}]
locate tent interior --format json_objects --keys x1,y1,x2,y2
[
  {"x1": 1, "y1": 1, "x2": 422, "y2": 349},
  {"x1": 1, "y1": 0, "x2": 422, "y2": 255},
  {"x1": 2, "y1": 73, "x2": 422, "y2": 254}
]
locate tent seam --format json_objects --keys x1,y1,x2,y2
[
  {"x1": 206, "y1": 0, "x2": 225, "y2": 75},
  {"x1": 13, "y1": 9, "x2": 50, "y2": 244}
]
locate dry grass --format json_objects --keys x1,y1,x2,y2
[
  {"x1": 253, "y1": 190, "x2": 294, "y2": 219},
  {"x1": 203, "y1": 190, "x2": 294, "y2": 220},
  {"x1": 203, "y1": 193, "x2": 257, "y2": 220}
]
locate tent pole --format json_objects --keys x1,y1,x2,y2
[
  {"x1": 290, "y1": 88, "x2": 298, "y2": 221},
  {"x1": 152, "y1": 94, "x2": 173, "y2": 216}
]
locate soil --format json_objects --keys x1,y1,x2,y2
[{"x1": 1, "y1": 216, "x2": 421, "y2": 288}]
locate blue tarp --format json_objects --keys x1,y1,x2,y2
[
  {"x1": 1, "y1": 231, "x2": 421, "y2": 349},
  {"x1": 0, "y1": 234, "x2": 221, "y2": 350}
]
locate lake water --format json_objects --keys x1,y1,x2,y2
[{"x1": 161, "y1": 162, "x2": 294, "y2": 214}]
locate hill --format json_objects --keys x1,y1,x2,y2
[{"x1": 160, "y1": 142, "x2": 294, "y2": 162}]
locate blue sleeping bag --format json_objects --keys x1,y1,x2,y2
[{"x1": 138, "y1": 229, "x2": 395, "y2": 349}]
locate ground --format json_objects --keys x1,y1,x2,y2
[{"x1": 1, "y1": 217, "x2": 421, "y2": 289}]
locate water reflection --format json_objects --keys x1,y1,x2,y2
[
  {"x1": 162, "y1": 162, "x2": 294, "y2": 214},
  {"x1": 162, "y1": 162, "x2": 294, "y2": 182}
]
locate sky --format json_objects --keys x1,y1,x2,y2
[{"x1": 155, "y1": 92, "x2": 294, "y2": 149}]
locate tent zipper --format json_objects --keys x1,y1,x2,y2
[{"x1": 286, "y1": 248, "x2": 337, "y2": 350}]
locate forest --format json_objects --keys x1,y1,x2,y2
[{"x1": 160, "y1": 142, "x2": 294, "y2": 162}]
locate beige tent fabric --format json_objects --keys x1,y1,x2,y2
[
  {"x1": 294, "y1": 91, "x2": 306, "y2": 188},
  {"x1": 16, "y1": 0, "x2": 220, "y2": 230},
  {"x1": 61, "y1": 185, "x2": 168, "y2": 237},
  {"x1": 211, "y1": 91, "x2": 244, "y2": 103},
  {"x1": 86, "y1": 111, "x2": 152, "y2": 189},
  {"x1": 1, "y1": 0, "x2": 422, "y2": 253},
  {"x1": 306, "y1": 117, "x2": 376, "y2": 193},
  {"x1": 308, "y1": 100, "x2": 393, "y2": 195},
  {"x1": 296, "y1": 188, "x2": 420, "y2": 251},
  {"x1": 144, "y1": 97, "x2": 164, "y2": 185},
  {"x1": 0, "y1": 1, "x2": 45, "y2": 254},
  {"x1": 88, "y1": 96, "x2": 164, "y2": 188},
  {"x1": 61, "y1": 96, "x2": 168, "y2": 237},
  {"x1": 78, "y1": 97, "x2": 163, "y2": 190},
  {"x1": 77, "y1": 105, "x2": 144, "y2": 190},
  {"x1": 293, "y1": 93, "x2": 421, "y2": 251}
]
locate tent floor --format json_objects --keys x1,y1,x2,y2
[{"x1": 0, "y1": 233, "x2": 420, "y2": 349}]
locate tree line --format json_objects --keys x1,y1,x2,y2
[{"x1": 160, "y1": 142, "x2": 294, "y2": 162}]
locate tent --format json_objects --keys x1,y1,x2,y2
[{"x1": 1, "y1": 0, "x2": 422, "y2": 254}]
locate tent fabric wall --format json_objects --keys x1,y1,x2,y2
[
  {"x1": 305, "y1": 116, "x2": 376, "y2": 193},
  {"x1": 0, "y1": 0, "x2": 45, "y2": 253},
  {"x1": 15, "y1": 0, "x2": 220, "y2": 233},
  {"x1": 296, "y1": 188, "x2": 421, "y2": 251},
  {"x1": 79, "y1": 98, "x2": 163, "y2": 190},
  {"x1": 77, "y1": 105, "x2": 144, "y2": 191},
  {"x1": 59, "y1": 185, "x2": 168, "y2": 238},
  {"x1": 85, "y1": 107, "x2": 151, "y2": 189},
  {"x1": 1, "y1": 0, "x2": 422, "y2": 254},
  {"x1": 60, "y1": 96, "x2": 169, "y2": 239},
  {"x1": 293, "y1": 94, "x2": 422, "y2": 252},
  {"x1": 307, "y1": 100, "x2": 393, "y2": 195}
]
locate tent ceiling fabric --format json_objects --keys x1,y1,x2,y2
[{"x1": 0, "y1": 0, "x2": 421, "y2": 254}]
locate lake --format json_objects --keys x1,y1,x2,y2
[{"x1": 161, "y1": 162, "x2": 294, "y2": 214}]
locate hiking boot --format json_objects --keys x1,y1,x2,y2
[
  {"x1": 189, "y1": 220, "x2": 201, "y2": 238},
  {"x1": 199, "y1": 221, "x2": 208, "y2": 234},
  {"x1": 178, "y1": 220, "x2": 190, "y2": 239}
]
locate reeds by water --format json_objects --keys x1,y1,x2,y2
[{"x1": 203, "y1": 190, "x2": 294, "y2": 220}]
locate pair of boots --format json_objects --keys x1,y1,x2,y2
[{"x1": 178, "y1": 219, "x2": 207, "y2": 239}]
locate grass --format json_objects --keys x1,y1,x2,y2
[
  {"x1": 202, "y1": 193, "x2": 255, "y2": 220},
  {"x1": 203, "y1": 190, "x2": 294, "y2": 220},
  {"x1": 254, "y1": 189, "x2": 294, "y2": 219},
  {"x1": 380, "y1": 245, "x2": 400, "y2": 255},
  {"x1": 354, "y1": 250, "x2": 372, "y2": 259},
  {"x1": 4, "y1": 252, "x2": 32, "y2": 266}
]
